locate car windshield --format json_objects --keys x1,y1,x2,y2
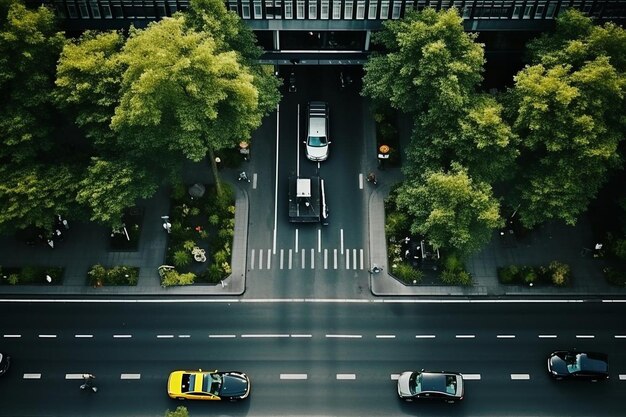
[
  {"x1": 445, "y1": 375, "x2": 458, "y2": 394},
  {"x1": 408, "y1": 372, "x2": 422, "y2": 395},
  {"x1": 565, "y1": 353, "x2": 582, "y2": 373},
  {"x1": 308, "y1": 136, "x2": 327, "y2": 147},
  {"x1": 203, "y1": 373, "x2": 222, "y2": 395}
]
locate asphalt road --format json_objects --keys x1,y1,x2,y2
[
  {"x1": 244, "y1": 65, "x2": 370, "y2": 299},
  {"x1": 0, "y1": 300, "x2": 624, "y2": 416}
]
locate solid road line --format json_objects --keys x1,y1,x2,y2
[{"x1": 272, "y1": 103, "x2": 280, "y2": 255}]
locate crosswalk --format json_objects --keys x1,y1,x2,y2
[{"x1": 249, "y1": 248, "x2": 365, "y2": 270}]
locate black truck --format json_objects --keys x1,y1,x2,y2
[{"x1": 288, "y1": 175, "x2": 328, "y2": 225}]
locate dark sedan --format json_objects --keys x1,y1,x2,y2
[{"x1": 547, "y1": 351, "x2": 609, "y2": 381}]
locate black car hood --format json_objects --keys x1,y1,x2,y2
[
  {"x1": 220, "y1": 373, "x2": 248, "y2": 397},
  {"x1": 549, "y1": 355, "x2": 568, "y2": 375}
]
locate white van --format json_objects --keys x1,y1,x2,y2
[{"x1": 304, "y1": 101, "x2": 330, "y2": 161}]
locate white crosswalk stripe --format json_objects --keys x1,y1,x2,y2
[{"x1": 250, "y1": 247, "x2": 365, "y2": 270}]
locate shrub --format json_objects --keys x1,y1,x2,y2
[
  {"x1": 220, "y1": 261, "x2": 232, "y2": 276},
  {"x1": 8, "y1": 274, "x2": 19, "y2": 285},
  {"x1": 498, "y1": 265, "x2": 519, "y2": 284},
  {"x1": 548, "y1": 261, "x2": 570, "y2": 287},
  {"x1": 393, "y1": 262, "x2": 423, "y2": 284},
  {"x1": 108, "y1": 266, "x2": 138, "y2": 285},
  {"x1": 172, "y1": 183, "x2": 187, "y2": 200},
  {"x1": 443, "y1": 252, "x2": 463, "y2": 272},
  {"x1": 441, "y1": 269, "x2": 472, "y2": 286},
  {"x1": 161, "y1": 270, "x2": 196, "y2": 287},
  {"x1": 173, "y1": 250, "x2": 192, "y2": 268},
  {"x1": 604, "y1": 266, "x2": 626, "y2": 287},
  {"x1": 199, "y1": 264, "x2": 224, "y2": 283},
  {"x1": 88, "y1": 264, "x2": 107, "y2": 286},
  {"x1": 182, "y1": 240, "x2": 197, "y2": 251},
  {"x1": 21, "y1": 266, "x2": 39, "y2": 282},
  {"x1": 520, "y1": 266, "x2": 537, "y2": 285},
  {"x1": 385, "y1": 211, "x2": 410, "y2": 238},
  {"x1": 208, "y1": 214, "x2": 220, "y2": 226},
  {"x1": 612, "y1": 239, "x2": 626, "y2": 260}
]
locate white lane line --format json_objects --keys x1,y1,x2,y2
[
  {"x1": 253, "y1": 173, "x2": 258, "y2": 189},
  {"x1": 24, "y1": 374, "x2": 41, "y2": 379},
  {"x1": 326, "y1": 334, "x2": 362, "y2": 338},
  {"x1": 311, "y1": 248, "x2": 314, "y2": 269},
  {"x1": 359, "y1": 249, "x2": 364, "y2": 270},
  {"x1": 178, "y1": 335, "x2": 190, "y2": 338},
  {"x1": 280, "y1": 374, "x2": 307, "y2": 380},
  {"x1": 337, "y1": 374, "x2": 356, "y2": 380},
  {"x1": 324, "y1": 249, "x2": 328, "y2": 269},
  {"x1": 289, "y1": 249, "x2": 293, "y2": 269},
  {"x1": 576, "y1": 335, "x2": 595, "y2": 339},
  {"x1": 74, "y1": 334, "x2": 93, "y2": 338},
  {"x1": 258, "y1": 249, "x2": 263, "y2": 270},
  {"x1": 511, "y1": 374, "x2": 530, "y2": 380},
  {"x1": 208, "y1": 334, "x2": 236, "y2": 338},
  {"x1": 250, "y1": 249, "x2": 255, "y2": 270},
  {"x1": 113, "y1": 335, "x2": 132, "y2": 338},
  {"x1": 538, "y1": 335, "x2": 557, "y2": 338},
  {"x1": 456, "y1": 335, "x2": 475, "y2": 339},
  {"x1": 340, "y1": 229, "x2": 344, "y2": 254},
  {"x1": 390, "y1": 374, "x2": 400, "y2": 380},
  {"x1": 267, "y1": 248, "x2": 271, "y2": 270},
  {"x1": 615, "y1": 335, "x2": 626, "y2": 339},
  {"x1": 295, "y1": 229, "x2": 299, "y2": 253},
  {"x1": 157, "y1": 335, "x2": 174, "y2": 338},
  {"x1": 376, "y1": 335, "x2": 396, "y2": 339},
  {"x1": 290, "y1": 334, "x2": 312, "y2": 338},
  {"x1": 352, "y1": 248, "x2": 357, "y2": 270},
  {"x1": 66, "y1": 374, "x2": 85, "y2": 380},
  {"x1": 333, "y1": 249, "x2": 338, "y2": 269},
  {"x1": 415, "y1": 335, "x2": 436, "y2": 339},
  {"x1": 359, "y1": 173, "x2": 364, "y2": 189},
  {"x1": 241, "y1": 334, "x2": 290, "y2": 338},
  {"x1": 346, "y1": 248, "x2": 350, "y2": 269},
  {"x1": 3, "y1": 334, "x2": 21, "y2": 338},
  {"x1": 463, "y1": 374, "x2": 481, "y2": 380},
  {"x1": 619, "y1": 375, "x2": 626, "y2": 380},
  {"x1": 280, "y1": 249, "x2": 284, "y2": 270},
  {"x1": 38, "y1": 334, "x2": 57, "y2": 338},
  {"x1": 497, "y1": 335, "x2": 516, "y2": 339},
  {"x1": 301, "y1": 249, "x2": 305, "y2": 269},
  {"x1": 318, "y1": 229, "x2": 321, "y2": 253},
  {"x1": 121, "y1": 374, "x2": 141, "y2": 380}
]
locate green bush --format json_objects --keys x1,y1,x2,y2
[
  {"x1": 88, "y1": 265, "x2": 138, "y2": 286},
  {"x1": 392, "y1": 262, "x2": 423, "y2": 284},
  {"x1": 548, "y1": 261, "x2": 571, "y2": 287},
  {"x1": 385, "y1": 211, "x2": 410, "y2": 238},
  {"x1": 498, "y1": 265, "x2": 519, "y2": 284},
  {"x1": 21, "y1": 266, "x2": 39, "y2": 282},
  {"x1": 443, "y1": 252, "x2": 463, "y2": 272},
  {"x1": 161, "y1": 270, "x2": 196, "y2": 287},
  {"x1": 520, "y1": 266, "x2": 537, "y2": 285},
  {"x1": 173, "y1": 250, "x2": 192, "y2": 268},
  {"x1": 182, "y1": 240, "x2": 197, "y2": 251},
  {"x1": 88, "y1": 264, "x2": 107, "y2": 286},
  {"x1": 441, "y1": 269, "x2": 473, "y2": 286},
  {"x1": 208, "y1": 214, "x2": 220, "y2": 226},
  {"x1": 604, "y1": 266, "x2": 626, "y2": 286},
  {"x1": 199, "y1": 264, "x2": 224, "y2": 283},
  {"x1": 8, "y1": 273, "x2": 19, "y2": 285},
  {"x1": 612, "y1": 239, "x2": 626, "y2": 260}
]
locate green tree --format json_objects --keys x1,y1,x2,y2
[
  {"x1": 55, "y1": 30, "x2": 125, "y2": 145},
  {"x1": 362, "y1": 8, "x2": 484, "y2": 117},
  {"x1": 395, "y1": 164, "x2": 503, "y2": 256},
  {"x1": 0, "y1": 0, "x2": 65, "y2": 163},
  {"x1": 111, "y1": 15, "x2": 268, "y2": 195},
  {"x1": 505, "y1": 58, "x2": 624, "y2": 227}
]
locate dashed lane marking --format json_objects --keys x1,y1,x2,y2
[
  {"x1": 113, "y1": 335, "x2": 132, "y2": 338},
  {"x1": 74, "y1": 334, "x2": 93, "y2": 338},
  {"x1": 619, "y1": 375, "x2": 626, "y2": 380},
  {"x1": 390, "y1": 374, "x2": 400, "y2": 380},
  {"x1": 497, "y1": 335, "x2": 516, "y2": 339},
  {"x1": 65, "y1": 374, "x2": 85, "y2": 380},
  {"x1": 157, "y1": 335, "x2": 174, "y2": 338},
  {"x1": 376, "y1": 335, "x2": 396, "y2": 339},
  {"x1": 280, "y1": 249, "x2": 284, "y2": 270},
  {"x1": 4, "y1": 334, "x2": 21, "y2": 338},
  {"x1": 415, "y1": 335, "x2": 436, "y2": 339},
  {"x1": 290, "y1": 334, "x2": 312, "y2": 338},
  {"x1": 511, "y1": 374, "x2": 530, "y2": 380},
  {"x1": 38, "y1": 334, "x2": 56, "y2": 338},
  {"x1": 326, "y1": 334, "x2": 362, "y2": 339},
  {"x1": 121, "y1": 374, "x2": 141, "y2": 380},
  {"x1": 208, "y1": 334, "x2": 236, "y2": 338},
  {"x1": 538, "y1": 335, "x2": 557, "y2": 338},
  {"x1": 576, "y1": 335, "x2": 595, "y2": 339},
  {"x1": 463, "y1": 374, "x2": 481, "y2": 380},
  {"x1": 280, "y1": 374, "x2": 307, "y2": 380},
  {"x1": 615, "y1": 335, "x2": 626, "y2": 339},
  {"x1": 24, "y1": 374, "x2": 41, "y2": 379},
  {"x1": 178, "y1": 335, "x2": 190, "y2": 338},
  {"x1": 456, "y1": 335, "x2": 475, "y2": 339},
  {"x1": 241, "y1": 334, "x2": 290, "y2": 338},
  {"x1": 337, "y1": 374, "x2": 356, "y2": 380}
]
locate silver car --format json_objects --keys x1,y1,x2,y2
[
  {"x1": 397, "y1": 370, "x2": 464, "y2": 403},
  {"x1": 304, "y1": 101, "x2": 330, "y2": 161}
]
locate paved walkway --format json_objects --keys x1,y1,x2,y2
[{"x1": 0, "y1": 118, "x2": 624, "y2": 299}]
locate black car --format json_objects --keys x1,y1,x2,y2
[
  {"x1": 547, "y1": 351, "x2": 609, "y2": 381},
  {"x1": 0, "y1": 352, "x2": 10, "y2": 376}
]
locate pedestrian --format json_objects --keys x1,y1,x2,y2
[
  {"x1": 366, "y1": 172, "x2": 377, "y2": 185},
  {"x1": 163, "y1": 221, "x2": 171, "y2": 233},
  {"x1": 238, "y1": 171, "x2": 250, "y2": 183},
  {"x1": 80, "y1": 373, "x2": 98, "y2": 393}
]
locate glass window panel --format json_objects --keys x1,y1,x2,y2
[
  {"x1": 535, "y1": 4, "x2": 544, "y2": 17},
  {"x1": 111, "y1": 0, "x2": 123, "y2": 17},
  {"x1": 134, "y1": 0, "x2": 145, "y2": 17},
  {"x1": 344, "y1": 1, "x2": 353, "y2": 18},
  {"x1": 285, "y1": 1, "x2": 293, "y2": 18},
  {"x1": 356, "y1": 1, "x2": 365, "y2": 18},
  {"x1": 297, "y1": 0, "x2": 304, "y2": 18},
  {"x1": 380, "y1": 1, "x2": 389, "y2": 18},
  {"x1": 167, "y1": 0, "x2": 177, "y2": 12},
  {"x1": 392, "y1": 1, "x2": 401, "y2": 18},
  {"x1": 512, "y1": 4, "x2": 521, "y2": 17},
  {"x1": 90, "y1": 1, "x2": 101, "y2": 18},
  {"x1": 242, "y1": 2, "x2": 251, "y2": 18},
  {"x1": 463, "y1": 6, "x2": 471, "y2": 18},
  {"x1": 321, "y1": 0, "x2": 329, "y2": 18},
  {"x1": 253, "y1": 1, "x2": 262, "y2": 17},
  {"x1": 368, "y1": 2, "x2": 377, "y2": 18},
  {"x1": 332, "y1": 2, "x2": 341, "y2": 18},
  {"x1": 67, "y1": 3, "x2": 78, "y2": 18},
  {"x1": 228, "y1": 1, "x2": 238, "y2": 13},
  {"x1": 545, "y1": 3, "x2": 556, "y2": 17},
  {"x1": 309, "y1": 2, "x2": 317, "y2": 18},
  {"x1": 78, "y1": 1, "x2": 89, "y2": 17},
  {"x1": 55, "y1": 1, "x2": 68, "y2": 18},
  {"x1": 523, "y1": 5, "x2": 531, "y2": 17}
]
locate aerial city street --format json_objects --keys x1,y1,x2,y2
[{"x1": 1, "y1": 0, "x2": 626, "y2": 416}]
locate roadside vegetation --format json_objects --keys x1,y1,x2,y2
[{"x1": 363, "y1": 8, "x2": 626, "y2": 285}]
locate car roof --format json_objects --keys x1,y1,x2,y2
[{"x1": 421, "y1": 372, "x2": 449, "y2": 393}]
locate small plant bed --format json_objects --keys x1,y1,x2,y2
[
  {"x1": 162, "y1": 183, "x2": 235, "y2": 286},
  {"x1": 109, "y1": 207, "x2": 144, "y2": 251},
  {"x1": 385, "y1": 187, "x2": 472, "y2": 286},
  {"x1": 497, "y1": 261, "x2": 571, "y2": 287},
  {"x1": 88, "y1": 264, "x2": 139, "y2": 287},
  {"x1": 0, "y1": 266, "x2": 64, "y2": 285}
]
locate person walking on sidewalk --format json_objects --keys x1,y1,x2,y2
[
  {"x1": 238, "y1": 171, "x2": 250, "y2": 183},
  {"x1": 80, "y1": 373, "x2": 98, "y2": 393}
]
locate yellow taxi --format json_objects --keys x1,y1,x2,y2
[{"x1": 167, "y1": 369, "x2": 250, "y2": 401}]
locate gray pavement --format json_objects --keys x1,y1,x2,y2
[{"x1": 1, "y1": 119, "x2": 624, "y2": 299}]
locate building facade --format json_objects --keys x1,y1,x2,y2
[{"x1": 28, "y1": 0, "x2": 626, "y2": 63}]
